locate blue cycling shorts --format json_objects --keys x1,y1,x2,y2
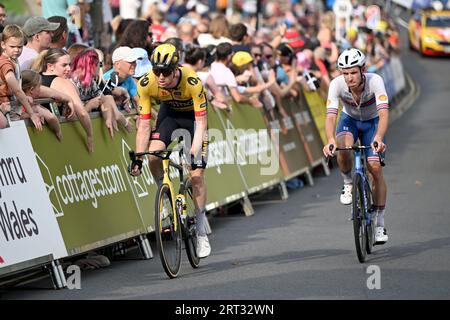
[{"x1": 336, "y1": 113, "x2": 385, "y2": 163}]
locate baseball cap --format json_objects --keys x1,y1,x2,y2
[
  {"x1": 277, "y1": 43, "x2": 295, "y2": 57},
  {"x1": 112, "y1": 46, "x2": 141, "y2": 63},
  {"x1": 232, "y1": 51, "x2": 253, "y2": 67},
  {"x1": 132, "y1": 47, "x2": 152, "y2": 78},
  {"x1": 283, "y1": 30, "x2": 305, "y2": 49},
  {"x1": 23, "y1": 17, "x2": 60, "y2": 37}
]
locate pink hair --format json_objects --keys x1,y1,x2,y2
[{"x1": 71, "y1": 49, "x2": 99, "y2": 89}]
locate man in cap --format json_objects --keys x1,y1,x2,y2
[
  {"x1": 18, "y1": 17, "x2": 60, "y2": 70},
  {"x1": 103, "y1": 46, "x2": 141, "y2": 112}
]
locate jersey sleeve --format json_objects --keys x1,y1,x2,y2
[
  {"x1": 326, "y1": 77, "x2": 340, "y2": 116},
  {"x1": 371, "y1": 74, "x2": 389, "y2": 112},
  {"x1": 137, "y1": 72, "x2": 154, "y2": 120},
  {"x1": 186, "y1": 72, "x2": 208, "y2": 118}
]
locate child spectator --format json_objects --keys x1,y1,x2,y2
[
  {"x1": 0, "y1": 25, "x2": 42, "y2": 130},
  {"x1": 21, "y1": 69, "x2": 62, "y2": 140}
]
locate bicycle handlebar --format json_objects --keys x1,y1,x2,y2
[
  {"x1": 129, "y1": 137, "x2": 186, "y2": 170},
  {"x1": 329, "y1": 142, "x2": 385, "y2": 167}
]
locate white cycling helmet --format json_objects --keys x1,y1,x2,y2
[{"x1": 337, "y1": 48, "x2": 366, "y2": 70}]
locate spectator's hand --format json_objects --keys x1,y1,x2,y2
[
  {"x1": 123, "y1": 92, "x2": 131, "y2": 107},
  {"x1": 86, "y1": 96, "x2": 102, "y2": 111},
  {"x1": 211, "y1": 99, "x2": 230, "y2": 112},
  {"x1": 268, "y1": 69, "x2": 276, "y2": 85},
  {"x1": 82, "y1": 28, "x2": 89, "y2": 42},
  {"x1": 278, "y1": 23, "x2": 287, "y2": 38},
  {"x1": 0, "y1": 102, "x2": 11, "y2": 114},
  {"x1": 236, "y1": 72, "x2": 251, "y2": 84},
  {"x1": 30, "y1": 112, "x2": 43, "y2": 131},
  {"x1": 249, "y1": 96, "x2": 263, "y2": 108},
  {"x1": 64, "y1": 100, "x2": 76, "y2": 120}
]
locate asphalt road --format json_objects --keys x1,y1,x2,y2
[{"x1": 3, "y1": 15, "x2": 450, "y2": 301}]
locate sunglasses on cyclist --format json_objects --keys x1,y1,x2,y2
[{"x1": 153, "y1": 68, "x2": 173, "y2": 77}]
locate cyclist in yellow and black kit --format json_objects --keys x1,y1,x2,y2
[{"x1": 129, "y1": 44, "x2": 211, "y2": 258}]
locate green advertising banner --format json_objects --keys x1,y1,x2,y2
[
  {"x1": 204, "y1": 107, "x2": 247, "y2": 210},
  {"x1": 27, "y1": 117, "x2": 148, "y2": 256},
  {"x1": 303, "y1": 90, "x2": 328, "y2": 145},
  {"x1": 263, "y1": 104, "x2": 310, "y2": 180},
  {"x1": 286, "y1": 92, "x2": 324, "y2": 167},
  {"x1": 216, "y1": 103, "x2": 284, "y2": 194}
]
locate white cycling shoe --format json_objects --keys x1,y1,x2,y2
[
  {"x1": 375, "y1": 227, "x2": 388, "y2": 245},
  {"x1": 197, "y1": 235, "x2": 211, "y2": 258},
  {"x1": 340, "y1": 184, "x2": 353, "y2": 205}
]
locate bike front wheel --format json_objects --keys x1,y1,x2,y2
[
  {"x1": 352, "y1": 174, "x2": 367, "y2": 263},
  {"x1": 183, "y1": 178, "x2": 200, "y2": 268},
  {"x1": 364, "y1": 180, "x2": 375, "y2": 255},
  {"x1": 155, "y1": 184, "x2": 182, "y2": 278}
]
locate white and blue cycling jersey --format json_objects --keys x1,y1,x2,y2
[{"x1": 326, "y1": 73, "x2": 389, "y2": 162}]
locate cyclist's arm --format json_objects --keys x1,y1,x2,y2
[
  {"x1": 373, "y1": 75, "x2": 390, "y2": 143},
  {"x1": 323, "y1": 78, "x2": 341, "y2": 156},
  {"x1": 375, "y1": 109, "x2": 389, "y2": 140},
  {"x1": 136, "y1": 74, "x2": 153, "y2": 159},
  {"x1": 189, "y1": 76, "x2": 208, "y2": 156}
]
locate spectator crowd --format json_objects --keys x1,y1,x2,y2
[{"x1": 0, "y1": 0, "x2": 400, "y2": 153}]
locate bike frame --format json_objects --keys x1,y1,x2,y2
[
  {"x1": 132, "y1": 142, "x2": 190, "y2": 233},
  {"x1": 161, "y1": 154, "x2": 188, "y2": 233},
  {"x1": 353, "y1": 149, "x2": 373, "y2": 226}
]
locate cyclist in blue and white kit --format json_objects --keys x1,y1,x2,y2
[{"x1": 323, "y1": 48, "x2": 389, "y2": 244}]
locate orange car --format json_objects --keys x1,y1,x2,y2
[{"x1": 408, "y1": 9, "x2": 450, "y2": 56}]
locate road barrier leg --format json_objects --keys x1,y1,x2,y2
[
  {"x1": 56, "y1": 260, "x2": 67, "y2": 288},
  {"x1": 322, "y1": 157, "x2": 331, "y2": 176},
  {"x1": 241, "y1": 196, "x2": 255, "y2": 217},
  {"x1": 279, "y1": 181, "x2": 289, "y2": 200},
  {"x1": 137, "y1": 234, "x2": 153, "y2": 260},
  {"x1": 305, "y1": 169, "x2": 314, "y2": 186},
  {"x1": 48, "y1": 260, "x2": 67, "y2": 289}
]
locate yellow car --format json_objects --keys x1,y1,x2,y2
[{"x1": 408, "y1": 9, "x2": 450, "y2": 56}]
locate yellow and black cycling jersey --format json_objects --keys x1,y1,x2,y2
[{"x1": 137, "y1": 65, "x2": 208, "y2": 120}]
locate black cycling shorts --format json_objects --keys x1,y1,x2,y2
[{"x1": 151, "y1": 105, "x2": 208, "y2": 170}]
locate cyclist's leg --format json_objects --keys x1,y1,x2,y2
[
  {"x1": 178, "y1": 115, "x2": 209, "y2": 234},
  {"x1": 360, "y1": 117, "x2": 387, "y2": 210},
  {"x1": 149, "y1": 107, "x2": 177, "y2": 186},
  {"x1": 361, "y1": 117, "x2": 388, "y2": 242},
  {"x1": 176, "y1": 114, "x2": 211, "y2": 257},
  {"x1": 336, "y1": 113, "x2": 358, "y2": 204},
  {"x1": 336, "y1": 113, "x2": 358, "y2": 176}
]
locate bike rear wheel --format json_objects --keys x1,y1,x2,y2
[
  {"x1": 183, "y1": 178, "x2": 200, "y2": 268},
  {"x1": 352, "y1": 174, "x2": 367, "y2": 263},
  {"x1": 155, "y1": 184, "x2": 182, "y2": 278}
]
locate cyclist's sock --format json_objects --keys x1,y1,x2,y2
[
  {"x1": 376, "y1": 205, "x2": 386, "y2": 227},
  {"x1": 341, "y1": 171, "x2": 352, "y2": 185},
  {"x1": 196, "y1": 208, "x2": 207, "y2": 236}
]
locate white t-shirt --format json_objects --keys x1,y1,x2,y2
[
  {"x1": 18, "y1": 46, "x2": 39, "y2": 71},
  {"x1": 197, "y1": 33, "x2": 232, "y2": 48},
  {"x1": 120, "y1": 0, "x2": 140, "y2": 19},
  {"x1": 210, "y1": 62, "x2": 237, "y2": 89}
]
